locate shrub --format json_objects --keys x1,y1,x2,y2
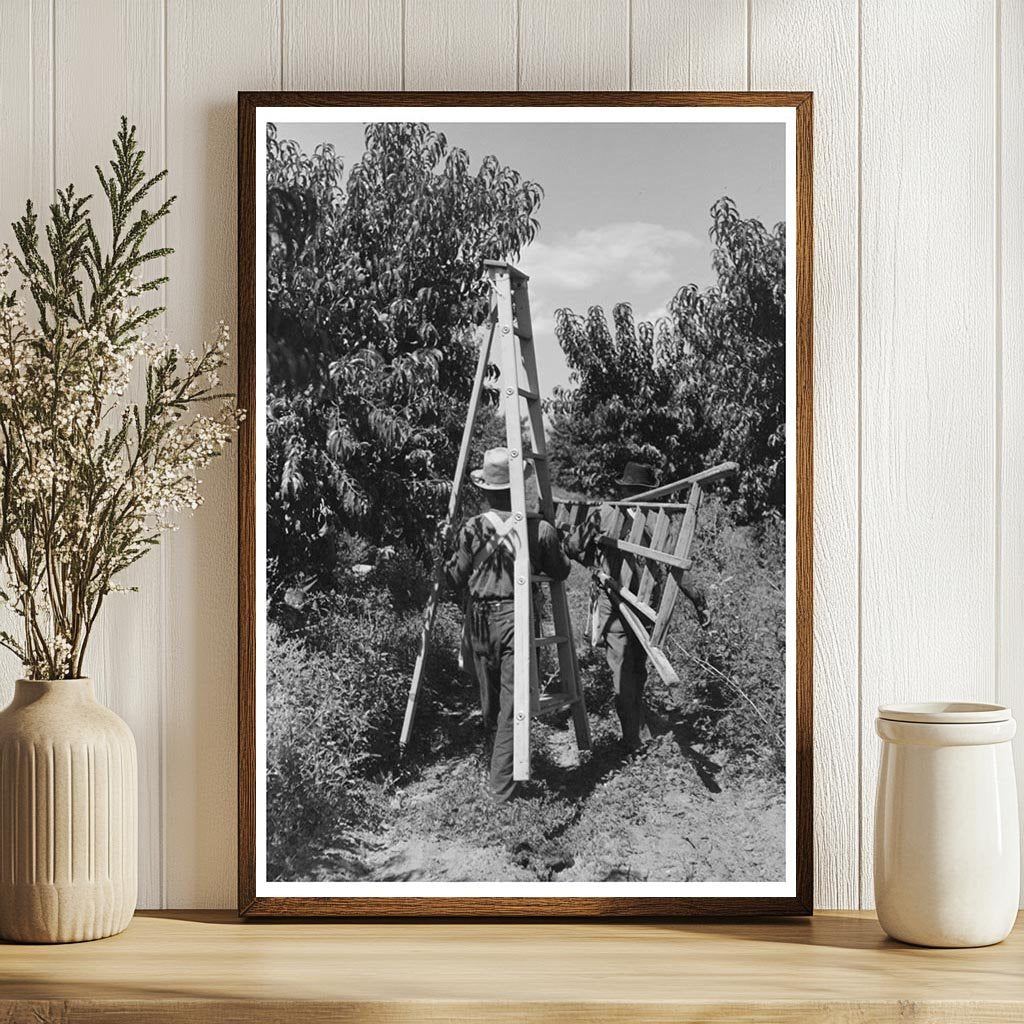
[
  {"x1": 663, "y1": 496, "x2": 786, "y2": 776},
  {"x1": 265, "y1": 545, "x2": 474, "y2": 876}
]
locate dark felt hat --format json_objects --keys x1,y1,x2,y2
[{"x1": 615, "y1": 461, "x2": 659, "y2": 489}]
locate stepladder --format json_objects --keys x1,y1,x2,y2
[{"x1": 400, "y1": 260, "x2": 591, "y2": 781}]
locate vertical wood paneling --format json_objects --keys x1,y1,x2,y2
[
  {"x1": 519, "y1": 0, "x2": 628, "y2": 89},
  {"x1": 0, "y1": 0, "x2": 51, "y2": 220},
  {"x1": 1000, "y1": 0, "x2": 1024, "y2": 897},
  {"x1": 0, "y1": 0, "x2": 53, "y2": 701},
  {"x1": 631, "y1": 0, "x2": 746, "y2": 90},
  {"x1": 404, "y1": 0, "x2": 516, "y2": 90},
  {"x1": 53, "y1": 0, "x2": 166, "y2": 910},
  {"x1": 164, "y1": 0, "x2": 280, "y2": 908},
  {"x1": 859, "y1": 0, "x2": 997, "y2": 908},
  {"x1": 750, "y1": 0, "x2": 860, "y2": 911},
  {"x1": 283, "y1": 0, "x2": 402, "y2": 90}
]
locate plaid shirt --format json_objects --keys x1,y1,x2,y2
[{"x1": 445, "y1": 511, "x2": 570, "y2": 600}]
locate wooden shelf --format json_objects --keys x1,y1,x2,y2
[{"x1": 2, "y1": 910, "x2": 1023, "y2": 1022}]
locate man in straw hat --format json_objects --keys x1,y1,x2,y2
[
  {"x1": 445, "y1": 447, "x2": 572, "y2": 803},
  {"x1": 565, "y1": 461, "x2": 711, "y2": 751}
]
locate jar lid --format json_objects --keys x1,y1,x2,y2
[{"x1": 877, "y1": 701, "x2": 1011, "y2": 724}]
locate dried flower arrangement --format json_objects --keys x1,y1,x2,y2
[{"x1": 0, "y1": 118, "x2": 241, "y2": 679}]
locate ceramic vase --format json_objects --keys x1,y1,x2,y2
[
  {"x1": 0, "y1": 678, "x2": 137, "y2": 943},
  {"x1": 874, "y1": 701, "x2": 1019, "y2": 948}
]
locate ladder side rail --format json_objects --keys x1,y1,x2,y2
[
  {"x1": 400, "y1": 312, "x2": 496, "y2": 749},
  {"x1": 604, "y1": 584, "x2": 680, "y2": 686},
  {"x1": 626, "y1": 461, "x2": 740, "y2": 503},
  {"x1": 596, "y1": 569, "x2": 658, "y2": 622},
  {"x1": 509, "y1": 280, "x2": 553, "y2": 517},
  {"x1": 651, "y1": 482, "x2": 704, "y2": 648},
  {"x1": 489, "y1": 267, "x2": 535, "y2": 781},
  {"x1": 512, "y1": 278, "x2": 590, "y2": 751}
]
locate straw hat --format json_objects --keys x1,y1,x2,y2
[{"x1": 470, "y1": 447, "x2": 535, "y2": 491}]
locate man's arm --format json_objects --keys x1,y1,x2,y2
[
  {"x1": 443, "y1": 522, "x2": 475, "y2": 593},
  {"x1": 536, "y1": 520, "x2": 572, "y2": 582},
  {"x1": 562, "y1": 506, "x2": 603, "y2": 566}
]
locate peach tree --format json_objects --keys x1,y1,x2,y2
[
  {"x1": 266, "y1": 123, "x2": 542, "y2": 586},
  {"x1": 549, "y1": 198, "x2": 785, "y2": 521}
]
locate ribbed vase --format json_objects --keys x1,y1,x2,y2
[{"x1": 0, "y1": 678, "x2": 137, "y2": 943}]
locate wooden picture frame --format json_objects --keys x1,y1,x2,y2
[{"x1": 238, "y1": 91, "x2": 813, "y2": 917}]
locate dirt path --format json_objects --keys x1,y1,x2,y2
[{"x1": 351, "y1": 720, "x2": 785, "y2": 884}]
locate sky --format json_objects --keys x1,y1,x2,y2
[{"x1": 277, "y1": 120, "x2": 786, "y2": 397}]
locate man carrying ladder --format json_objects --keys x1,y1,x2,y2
[
  {"x1": 444, "y1": 446, "x2": 572, "y2": 804},
  {"x1": 565, "y1": 461, "x2": 713, "y2": 751}
]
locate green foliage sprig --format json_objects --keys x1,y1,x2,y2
[{"x1": 0, "y1": 117, "x2": 241, "y2": 679}]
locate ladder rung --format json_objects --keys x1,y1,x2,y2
[
  {"x1": 524, "y1": 449, "x2": 547, "y2": 461},
  {"x1": 518, "y1": 387, "x2": 540, "y2": 401},
  {"x1": 534, "y1": 635, "x2": 569, "y2": 647},
  {"x1": 514, "y1": 328, "x2": 533, "y2": 341},
  {"x1": 536, "y1": 694, "x2": 578, "y2": 716},
  {"x1": 531, "y1": 573, "x2": 553, "y2": 583}
]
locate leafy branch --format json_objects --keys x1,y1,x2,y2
[{"x1": 0, "y1": 117, "x2": 241, "y2": 679}]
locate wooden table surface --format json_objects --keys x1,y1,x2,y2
[{"x1": 2, "y1": 909, "x2": 1023, "y2": 1023}]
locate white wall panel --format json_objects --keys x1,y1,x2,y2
[
  {"x1": 283, "y1": 0, "x2": 402, "y2": 90},
  {"x1": 404, "y1": 0, "x2": 516, "y2": 90},
  {"x1": 750, "y1": 0, "x2": 860, "y2": 911},
  {"x1": 1000, "y1": 0, "x2": 1024, "y2": 896},
  {"x1": 0, "y1": 0, "x2": 1016, "y2": 909},
  {"x1": 631, "y1": 0, "x2": 746, "y2": 91},
  {"x1": 0, "y1": 2, "x2": 52, "y2": 697},
  {"x1": 859, "y1": 0, "x2": 997, "y2": 907},
  {"x1": 164, "y1": 0, "x2": 280, "y2": 909},
  {"x1": 0, "y1": 0, "x2": 51, "y2": 220},
  {"x1": 52, "y1": 0, "x2": 167, "y2": 909},
  {"x1": 519, "y1": 0, "x2": 628, "y2": 90}
]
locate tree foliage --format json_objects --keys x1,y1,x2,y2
[
  {"x1": 266, "y1": 123, "x2": 543, "y2": 584},
  {"x1": 549, "y1": 198, "x2": 785, "y2": 519},
  {"x1": 546, "y1": 304, "x2": 711, "y2": 495}
]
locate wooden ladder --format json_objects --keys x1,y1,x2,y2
[{"x1": 400, "y1": 260, "x2": 591, "y2": 781}]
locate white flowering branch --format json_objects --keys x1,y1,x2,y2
[{"x1": 0, "y1": 117, "x2": 241, "y2": 679}]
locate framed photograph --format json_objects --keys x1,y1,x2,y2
[{"x1": 238, "y1": 91, "x2": 812, "y2": 917}]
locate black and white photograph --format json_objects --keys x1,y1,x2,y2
[{"x1": 243, "y1": 97, "x2": 809, "y2": 913}]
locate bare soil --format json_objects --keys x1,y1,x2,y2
[{"x1": 299, "y1": 708, "x2": 785, "y2": 885}]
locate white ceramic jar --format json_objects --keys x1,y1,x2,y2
[{"x1": 874, "y1": 702, "x2": 1019, "y2": 947}]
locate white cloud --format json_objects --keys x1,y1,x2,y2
[
  {"x1": 640, "y1": 303, "x2": 670, "y2": 324},
  {"x1": 513, "y1": 222, "x2": 697, "y2": 396},
  {"x1": 517, "y1": 221, "x2": 698, "y2": 294}
]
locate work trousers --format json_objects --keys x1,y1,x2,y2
[
  {"x1": 602, "y1": 613, "x2": 649, "y2": 749},
  {"x1": 467, "y1": 597, "x2": 519, "y2": 803}
]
